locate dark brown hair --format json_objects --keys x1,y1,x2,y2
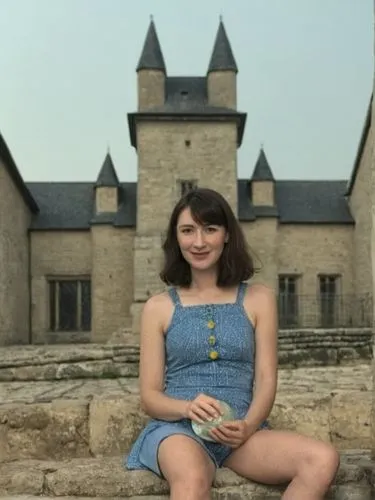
[{"x1": 160, "y1": 188, "x2": 255, "y2": 287}]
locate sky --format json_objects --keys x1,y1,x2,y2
[{"x1": 0, "y1": 0, "x2": 373, "y2": 183}]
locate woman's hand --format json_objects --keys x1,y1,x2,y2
[
  {"x1": 209, "y1": 420, "x2": 254, "y2": 448},
  {"x1": 185, "y1": 393, "x2": 223, "y2": 423}
]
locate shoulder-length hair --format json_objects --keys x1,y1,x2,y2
[{"x1": 160, "y1": 188, "x2": 255, "y2": 287}]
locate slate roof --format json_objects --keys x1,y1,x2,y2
[
  {"x1": 275, "y1": 180, "x2": 353, "y2": 223},
  {"x1": 0, "y1": 133, "x2": 39, "y2": 213},
  {"x1": 251, "y1": 148, "x2": 274, "y2": 181},
  {"x1": 136, "y1": 20, "x2": 166, "y2": 72},
  {"x1": 95, "y1": 152, "x2": 120, "y2": 187},
  {"x1": 208, "y1": 20, "x2": 238, "y2": 73},
  {"x1": 25, "y1": 178, "x2": 353, "y2": 230},
  {"x1": 27, "y1": 182, "x2": 136, "y2": 229}
]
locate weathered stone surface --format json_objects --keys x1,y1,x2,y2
[
  {"x1": 0, "y1": 364, "x2": 370, "y2": 460},
  {"x1": 0, "y1": 400, "x2": 89, "y2": 460},
  {"x1": 89, "y1": 394, "x2": 149, "y2": 457},
  {"x1": 0, "y1": 344, "x2": 140, "y2": 381},
  {"x1": 269, "y1": 393, "x2": 332, "y2": 442},
  {"x1": 330, "y1": 391, "x2": 371, "y2": 449},
  {"x1": 0, "y1": 452, "x2": 372, "y2": 498}
]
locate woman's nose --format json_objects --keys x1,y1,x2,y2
[{"x1": 193, "y1": 231, "x2": 205, "y2": 247}]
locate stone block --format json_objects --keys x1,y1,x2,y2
[
  {"x1": 330, "y1": 392, "x2": 371, "y2": 449},
  {"x1": 89, "y1": 394, "x2": 149, "y2": 457},
  {"x1": 269, "y1": 393, "x2": 331, "y2": 442},
  {"x1": 0, "y1": 453, "x2": 372, "y2": 498},
  {"x1": 0, "y1": 400, "x2": 90, "y2": 461}
]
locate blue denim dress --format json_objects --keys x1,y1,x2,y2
[{"x1": 125, "y1": 282, "x2": 267, "y2": 477}]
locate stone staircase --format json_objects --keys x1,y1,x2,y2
[{"x1": 0, "y1": 343, "x2": 373, "y2": 499}]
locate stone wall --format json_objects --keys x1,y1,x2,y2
[
  {"x1": 207, "y1": 70, "x2": 237, "y2": 109},
  {"x1": 135, "y1": 120, "x2": 238, "y2": 234},
  {"x1": 277, "y1": 224, "x2": 354, "y2": 296},
  {"x1": 0, "y1": 159, "x2": 31, "y2": 345},
  {"x1": 137, "y1": 69, "x2": 165, "y2": 111},
  {"x1": 279, "y1": 328, "x2": 373, "y2": 367},
  {"x1": 350, "y1": 122, "x2": 373, "y2": 297},
  {"x1": 251, "y1": 180, "x2": 275, "y2": 206},
  {"x1": 91, "y1": 226, "x2": 134, "y2": 342},
  {"x1": 95, "y1": 186, "x2": 118, "y2": 213},
  {"x1": 30, "y1": 231, "x2": 92, "y2": 343},
  {"x1": 242, "y1": 218, "x2": 278, "y2": 288}
]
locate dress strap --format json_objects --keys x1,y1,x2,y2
[
  {"x1": 236, "y1": 282, "x2": 248, "y2": 305},
  {"x1": 168, "y1": 287, "x2": 182, "y2": 306}
]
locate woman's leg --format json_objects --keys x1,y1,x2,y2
[
  {"x1": 223, "y1": 430, "x2": 340, "y2": 500},
  {"x1": 158, "y1": 435, "x2": 216, "y2": 500}
]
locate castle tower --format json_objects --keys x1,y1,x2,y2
[
  {"x1": 207, "y1": 19, "x2": 238, "y2": 109},
  {"x1": 248, "y1": 148, "x2": 278, "y2": 288},
  {"x1": 128, "y1": 19, "x2": 246, "y2": 331},
  {"x1": 94, "y1": 152, "x2": 120, "y2": 213},
  {"x1": 136, "y1": 19, "x2": 166, "y2": 111},
  {"x1": 91, "y1": 152, "x2": 131, "y2": 341},
  {"x1": 250, "y1": 147, "x2": 275, "y2": 206}
]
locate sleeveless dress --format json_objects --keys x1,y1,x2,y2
[{"x1": 125, "y1": 282, "x2": 268, "y2": 477}]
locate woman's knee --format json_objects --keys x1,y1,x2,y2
[
  {"x1": 300, "y1": 442, "x2": 340, "y2": 485},
  {"x1": 170, "y1": 468, "x2": 212, "y2": 493},
  {"x1": 158, "y1": 435, "x2": 215, "y2": 493}
]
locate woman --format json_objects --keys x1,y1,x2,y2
[{"x1": 126, "y1": 188, "x2": 339, "y2": 500}]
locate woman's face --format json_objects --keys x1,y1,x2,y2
[{"x1": 176, "y1": 207, "x2": 227, "y2": 272}]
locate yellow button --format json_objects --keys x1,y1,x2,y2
[
  {"x1": 207, "y1": 320, "x2": 215, "y2": 329},
  {"x1": 209, "y1": 350, "x2": 219, "y2": 360},
  {"x1": 208, "y1": 335, "x2": 216, "y2": 345}
]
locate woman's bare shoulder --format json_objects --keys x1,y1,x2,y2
[
  {"x1": 142, "y1": 291, "x2": 175, "y2": 331},
  {"x1": 143, "y1": 291, "x2": 173, "y2": 313},
  {"x1": 245, "y1": 282, "x2": 277, "y2": 310}
]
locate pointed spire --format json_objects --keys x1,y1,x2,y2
[
  {"x1": 208, "y1": 19, "x2": 238, "y2": 73},
  {"x1": 136, "y1": 19, "x2": 166, "y2": 72},
  {"x1": 95, "y1": 152, "x2": 120, "y2": 188},
  {"x1": 251, "y1": 148, "x2": 274, "y2": 181}
]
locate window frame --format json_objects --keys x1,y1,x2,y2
[{"x1": 48, "y1": 276, "x2": 91, "y2": 332}]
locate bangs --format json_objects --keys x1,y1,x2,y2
[{"x1": 188, "y1": 193, "x2": 227, "y2": 227}]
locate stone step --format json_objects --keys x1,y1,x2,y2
[
  {"x1": 0, "y1": 365, "x2": 371, "y2": 461},
  {"x1": 0, "y1": 337, "x2": 372, "y2": 382},
  {"x1": 0, "y1": 451, "x2": 373, "y2": 499},
  {"x1": 0, "y1": 345, "x2": 139, "y2": 382}
]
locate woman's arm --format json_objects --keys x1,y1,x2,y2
[
  {"x1": 243, "y1": 285, "x2": 278, "y2": 430},
  {"x1": 139, "y1": 294, "x2": 189, "y2": 421}
]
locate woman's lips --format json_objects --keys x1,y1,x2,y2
[{"x1": 191, "y1": 252, "x2": 210, "y2": 260}]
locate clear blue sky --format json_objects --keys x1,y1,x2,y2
[{"x1": 0, "y1": 0, "x2": 373, "y2": 182}]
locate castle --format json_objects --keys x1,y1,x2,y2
[{"x1": 0, "y1": 19, "x2": 372, "y2": 346}]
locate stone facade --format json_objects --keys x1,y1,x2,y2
[
  {"x1": 0, "y1": 158, "x2": 32, "y2": 345},
  {"x1": 0, "y1": 19, "x2": 373, "y2": 344}
]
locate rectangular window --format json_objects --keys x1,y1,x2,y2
[
  {"x1": 49, "y1": 278, "x2": 91, "y2": 332},
  {"x1": 278, "y1": 275, "x2": 299, "y2": 327},
  {"x1": 319, "y1": 275, "x2": 339, "y2": 327},
  {"x1": 179, "y1": 180, "x2": 197, "y2": 196}
]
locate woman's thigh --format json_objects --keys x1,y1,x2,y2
[
  {"x1": 223, "y1": 429, "x2": 339, "y2": 485},
  {"x1": 158, "y1": 435, "x2": 216, "y2": 485}
]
